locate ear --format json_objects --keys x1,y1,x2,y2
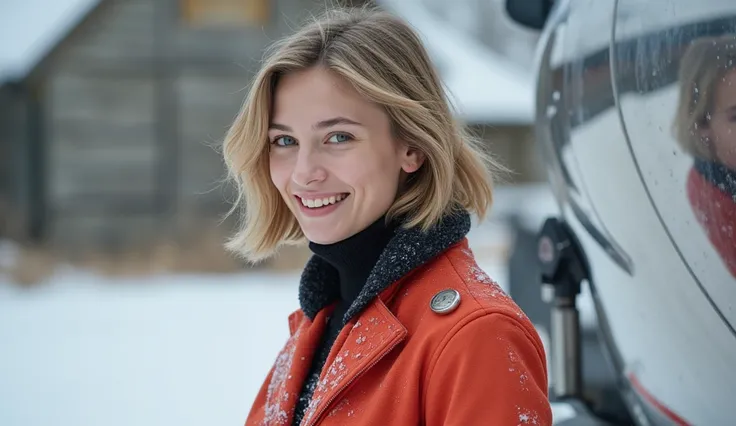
[{"x1": 400, "y1": 145, "x2": 426, "y2": 174}]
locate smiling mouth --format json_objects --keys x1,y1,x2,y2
[{"x1": 296, "y1": 193, "x2": 350, "y2": 209}]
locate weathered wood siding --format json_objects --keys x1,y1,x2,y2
[
  {"x1": 176, "y1": 71, "x2": 248, "y2": 211},
  {"x1": 47, "y1": 74, "x2": 159, "y2": 212},
  {"x1": 40, "y1": 0, "x2": 334, "y2": 247},
  {"x1": 0, "y1": 86, "x2": 28, "y2": 237},
  {"x1": 61, "y1": 0, "x2": 158, "y2": 66}
]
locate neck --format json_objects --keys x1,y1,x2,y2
[{"x1": 308, "y1": 216, "x2": 397, "y2": 304}]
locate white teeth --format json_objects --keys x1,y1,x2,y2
[{"x1": 300, "y1": 194, "x2": 347, "y2": 208}]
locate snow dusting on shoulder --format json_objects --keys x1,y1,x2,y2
[
  {"x1": 457, "y1": 249, "x2": 529, "y2": 321},
  {"x1": 459, "y1": 247, "x2": 507, "y2": 299}
]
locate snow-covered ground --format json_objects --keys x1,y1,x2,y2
[
  {"x1": 0, "y1": 269, "x2": 300, "y2": 426},
  {"x1": 0, "y1": 233, "x2": 512, "y2": 426}
]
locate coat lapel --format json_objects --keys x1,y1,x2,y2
[
  {"x1": 300, "y1": 299, "x2": 407, "y2": 426},
  {"x1": 263, "y1": 308, "x2": 331, "y2": 426}
]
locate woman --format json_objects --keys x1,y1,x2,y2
[
  {"x1": 674, "y1": 35, "x2": 736, "y2": 277},
  {"x1": 223, "y1": 6, "x2": 551, "y2": 426}
]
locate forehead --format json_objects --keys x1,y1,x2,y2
[{"x1": 271, "y1": 67, "x2": 385, "y2": 125}]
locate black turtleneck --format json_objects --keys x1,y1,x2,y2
[{"x1": 292, "y1": 215, "x2": 397, "y2": 426}]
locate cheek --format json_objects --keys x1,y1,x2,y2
[
  {"x1": 712, "y1": 120, "x2": 736, "y2": 144},
  {"x1": 269, "y1": 153, "x2": 292, "y2": 191},
  {"x1": 337, "y1": 150, "x2": 402, "y2": 192},
  {"x1": 710, "y1": 121, "x2": 736, "y2": 163}
]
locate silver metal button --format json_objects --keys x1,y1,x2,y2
[{"x1": 430, "y1": 289, "x2": 461, "y2": 315}]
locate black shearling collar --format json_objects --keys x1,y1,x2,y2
[
  {"x1": 694, "y1": 158, "x2": 736, "y2": 200},
  {"x1": 298, "y1": 209, "x2": 472, "y2": 324}
]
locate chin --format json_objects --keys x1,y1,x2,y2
[
  {"x1": 303, "y1": 230, "x2": 344, "y2": 245},
  {"x1": 300, "y1": 220, "x2": 356, "y2": 244}
]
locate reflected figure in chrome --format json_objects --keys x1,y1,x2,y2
[{"x1": 674, "y1": 35, "x2": 736, "y2": 276}]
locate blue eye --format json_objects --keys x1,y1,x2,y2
[
  {"x1": 327, "y1": 133, "x2": 352, "y2": 144},
  {"x1": 273, "y1": 136, "x2": 296, "y2": 147}
]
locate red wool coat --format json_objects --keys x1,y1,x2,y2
[
  {"x1": 245, "y1": 238, "x2": 552, "y2": 426},
  {"x1": 687, "y1": 166, "x2": 736, "y2": 277}
]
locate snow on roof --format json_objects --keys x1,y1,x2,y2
[
  {"x1": 0, "y1": 0, "x2": 100, "y2": 83},
  {"x1": 377, "y1": 0, "x2": 535, "y2": 124}
]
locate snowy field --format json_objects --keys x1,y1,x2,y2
[{"x1": 0, "y1": 269, "x2": 303, "y2": 426}]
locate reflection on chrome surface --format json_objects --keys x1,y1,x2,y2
[{"x1": 533, "y1": 0, "x2": 736, "y2": 424}]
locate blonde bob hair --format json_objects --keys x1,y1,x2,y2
[
  {"x1": 222, "y1": 6, "x2": 500, "y2": 262},
  {"x1": 674, "y1": 35, "x2": 736, "y2": 159}
]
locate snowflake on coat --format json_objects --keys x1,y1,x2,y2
[
  {"x1": 300, "y1": 315, "x2": 390, "y2": 424},
  {"x1": 263, "y1": 328, "x2": 301, "y2": 425}
]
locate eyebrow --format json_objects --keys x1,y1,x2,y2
[{"x1": 269, "y1": 116, "x2": 363, "y2": 131}]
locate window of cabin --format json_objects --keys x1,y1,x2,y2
[{"x1": 181, "y1": 0, "x2": 270, "y2": 27}]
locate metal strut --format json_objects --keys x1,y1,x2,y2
[{"x1": 537, "y1": 217, "x2": 589, "y2": 399}]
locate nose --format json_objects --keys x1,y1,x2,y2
[{"x1": 291, "y1": 147, "x2": 327, "y2": 187}]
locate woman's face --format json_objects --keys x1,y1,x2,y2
[
  {"x1": 705, "y1": 68, "x2": 736, "y2": 169},
  {"x1": 268, "y1": 67, "x2": 423, "y2": 244}
]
